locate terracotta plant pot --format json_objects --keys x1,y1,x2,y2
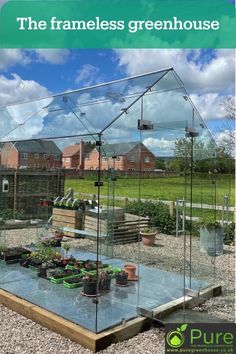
[
  {"x1": 124, "y1": 264, "x2": 137, "y2": 280},
  {"x1": 140, "y1": 231, "x2": 156, "y2": 247}
]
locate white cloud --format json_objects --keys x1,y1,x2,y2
[
  {"x1": 114, "y1": 49, "x2": 235, "y2": 125},
  {"x1": 0, "y1": 74, "x2": 49, "y2": 106},
  {"x1": 143, "y1": 137, "x2": 174, "y2": 150},
  {"x1": 214, "y1": 129, "x2": 235, "y2": 151},
  {"x1": 0, "y1": 49, "x2": 70, "y2": 71},
  {"x1": 75, "y1": 64, "x2": 100, "y2": 86},
  {"x1": 0, "y1": 74, "x2": 51, "y2": 141},
  {"x1": 115, "y1": 49, "x2": 235, "y2": 95},
  {"x1": 190, "y1": 93, "x2": 226, "y2": 120},
  {"x1": 34, "y1": 49, "x2": 70, "y2": 64},
  {"x1": 0, "y1": 49, "x2": 30, "y2": 71}
]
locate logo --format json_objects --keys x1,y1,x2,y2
[
  {"x1": 166, "y1": 324, "x2": 187, "y2": 348},
  {"x1": 165, "y1": 323, "x2": 235, "y2": 354}
]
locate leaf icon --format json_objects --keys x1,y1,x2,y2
[
  {"x1": 181, "y1": 324, "x2": 188, "y2": 332},
  {"x1": 170, "y1": 335, "x2": 182, "y2": 346}
]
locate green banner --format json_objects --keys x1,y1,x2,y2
[{"x1": 0, "y1": 0, "x2": 235, "y2": 48}]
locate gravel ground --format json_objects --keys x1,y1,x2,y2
[{"x1": 0, "y1": 228, "x2": 234, "y2": 353}]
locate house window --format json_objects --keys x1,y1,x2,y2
[
  {"x1": 128, "y1": 168, "x2": 135, "y2": 171},
  {"x1": 54, "y1": 155, "x2": 60, "y2": 161},
  {"x1": 129, "y1": 156, "x2": 135, "y2": 163},
  {"x1": 102, "y1": 157, "x2": 108, "y2": 161},
  {"x1": 144, "y1": 156, "x2": 150, "y2": 163},
  {"x1": 2, "y1": 179, "x2": 9, "y2": 193},
  {"x1": 85, "y1": 157, "x2": 90, "y2": 161},
  {"x1": 35, "y1": 153, "x2": 39, "y2": 159},
  {"x1": 116, "y1": 156, "x2": 121, "y2": 161},
  {"x1": 43, "y1": 154, "x2": 47, "y2": 159},
  {"x1": 21, "y1": 153, "x2": 28, "y2": 160}
]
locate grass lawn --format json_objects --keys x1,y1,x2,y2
[{"x1": 65, "y1": 174, "x2": 234, "y2": 206}]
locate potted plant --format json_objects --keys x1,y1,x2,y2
[
  {"x1": 98, "y1": 270, "x2": 112, "y2": 292},
  {"x1": 124, "y1": 264, "x2": 138, "y2": 281},
  {"x1": 37, "y1": 260, "x2": 55, "y2": 278},
  {"x1": 51, "y1": 230, "x2": 64, "y2": 247},
  {"x1": 140, "y1": 226, "x2": 157, "y2": 246},
  {"x1": 29, "y1": 251, "x2": 43, "y2": 270},
  {"x1": 115, "y1": 270, "x2": 128, "y2": 286},
  {"x1": 198, "y1": 217, "x2": 223, "y2": 256},
  {"x1": 82, "y1": 274, "x2": 98, "y2": 296}
]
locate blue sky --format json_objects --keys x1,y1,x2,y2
[
  {"x1": 0, "y1": 48, "x2": 234, "y2": 155},
  {"x1": 1, "y1": 49, "x2": 124, "y2": 94},
  {"x1": 1, "y1": 49, "x2": 222, "y2": 95}
]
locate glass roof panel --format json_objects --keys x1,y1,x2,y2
[{"x1": 0, "y1": 69, "x2": 216, "y2": 152}]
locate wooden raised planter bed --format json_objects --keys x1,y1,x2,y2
[
  {"x1": 52, "y1": 208, "x2": 84, "y2": 237},
  {"x1": 84, "y1": 209, "x2": 149, "y2": 244}
]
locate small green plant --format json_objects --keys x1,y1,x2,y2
[
  {"x1": 66, "y1": 201, "x2": 73, "y2": 210},
  {"x1": 62, "y1": 243, "x2": 71, "y2": 259},
  {"x1": 142, "y1": 226, "x2": 157, "y2": 233},
  {"x1": 0, "y1": 244, "x2": 8, "y2": 253},
  {"x1": 223, "y1": 222, "x2": 235, "y2": 245},
  {"x1": 198, "y1": 216, "x2": 221, "y2": 230},
  {"x1": 34, "y1": 241, "x2": 57, "y2": 262},
  {"x1": 54, "y1": 201, "x2": 60, "y2": 208}
]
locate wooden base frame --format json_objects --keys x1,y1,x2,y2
[
  {"x1": 0, "y1": 289, "x2": 151, "y2": 352},
  {"x1": 0, "y1": 284, "x2": 222, "y2": 352}
]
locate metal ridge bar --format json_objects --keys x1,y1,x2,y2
[
  {"x1": 0, "y1": 132, "x2": 99, "y2": 143},
  {"x1": 0, "y1": 67, "x2": 173, "y2": 109}
]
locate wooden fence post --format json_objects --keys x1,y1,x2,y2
[
  {"x1": 13, "y1": 171, "x2": 17, "y2": 212},
  {"x1": 124, "y1": 197, "x2": 128, "y2": 210},
  {"x1": 169, "y1": 201, "x2": 174, "y2": 217}
]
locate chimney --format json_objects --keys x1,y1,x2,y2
[{"x1": 79, "y1": 140, "x2": 85, "y2": 169}]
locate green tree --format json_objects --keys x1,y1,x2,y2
[
  {"x1": 221, "y1": 96, "x2": 235, "y2": 155},
  {"x1": 155, "y1": 159, "x2": 165, "y2": 170},
  {"x1": 172, "y1": 138, "x2": 226, "y2": 173}
]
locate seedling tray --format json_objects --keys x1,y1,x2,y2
[
  {"x1": 50, "y1": 273, "x2": 82, "y2": 284},
  {"x1": 0, "y1": 258, "x2": 22, "y2": 265},
  {"x1": 63, "y1": 277, "x2": 83, "y2": 289}
]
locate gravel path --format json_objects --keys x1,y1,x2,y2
[{"x1": 0, "y1": 229, "x2": 234, "y2": 353}]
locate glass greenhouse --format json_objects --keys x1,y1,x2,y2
[{"x1": 0, "y1": 68, "x2": 233, "y2": 334}]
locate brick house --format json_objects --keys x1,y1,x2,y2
[
  {"x1": 0, "y1": 143, "x2": 4, "y2": 166},
  {"x1": 0, "y1": 140, "x2": 62, "y2": 169},
  {"x1": 84, "y1": 142, "x2": 156, "y2": 171},
  {"x1": 62, "y1": 141, "x2": 94, "y2": 169}
]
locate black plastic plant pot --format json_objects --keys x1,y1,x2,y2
[
  {"x1": 115, "y1": 273, "x2": 128, "y2": 286},
  {"x1": 98, "y1": 277, "x2": 111, "y2": 292},
  {"x1": 29, "y1": 259, "x2": 43, "y2": 268},
  {"x1": 51, "y1": 239, "x2": 61, "y2": 247},
  {"x1": 53, "y1": 259, "x2": 65, "y2": 268},
  {"x1": 83, "y1": 280, "x2": 97, "y2": 295},
  {"x1": 20, "y1": 259, "x2": 30, "y2": 268},
  {"x1": 37, "y1": 268, "x2": 47, "y2": 278}
]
